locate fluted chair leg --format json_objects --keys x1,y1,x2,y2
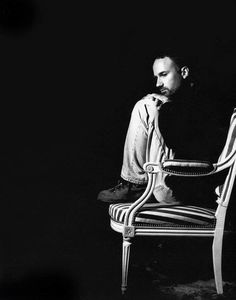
[
  {"x1": 121, "y1": 238, "x2": 132, "y2": 295},
  {"x1": 212, "y1": 228, "x2": 224, "y2": 294}
]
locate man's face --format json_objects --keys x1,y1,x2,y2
[{"x1": 153, "y1": 56, "x2": 185, "y2": 97}]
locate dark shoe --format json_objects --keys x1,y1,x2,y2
[{"x1": 97, "y1": 179, "x2": 148, "y2": 203}]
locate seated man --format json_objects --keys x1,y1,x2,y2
[{"x1": 97, "y1": 51, "x2": 223, "y2": 206}]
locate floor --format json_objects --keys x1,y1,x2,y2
[{"x1": 1, "y1": 177, "x2": 236, "y2": 300}]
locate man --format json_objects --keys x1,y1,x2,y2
[{"x1": 97, "y1": 52, "x2": 219, "y2": 205}]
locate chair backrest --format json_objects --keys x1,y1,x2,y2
[
  {"x1": 218, "y1": 109, "x2": 236, "y2": 166},
  {"x1": 215, "y1": 109, "x2": 236, "y2": 217}
]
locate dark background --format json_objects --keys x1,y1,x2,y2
[{"x1": 0, "y1": 1, "x2": 236, "y2": 299}]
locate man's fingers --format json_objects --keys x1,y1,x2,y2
[
  {"x1": 152, "y1": 94, "x2": 168, "y2": 102},
  {"x1": 143, "y1": 93, "x2": 168, "y2": 104}
]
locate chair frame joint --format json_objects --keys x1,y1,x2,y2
[{"x1": 123, "y1": 226, "x2": 135, "y2": 238}]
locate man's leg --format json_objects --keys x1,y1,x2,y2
[
  {"x1": 120, "y1": 98, "x2": 151, "y2": 185},
  {"x1": 121, "y1": 97, "x2": 177, "y2": 203},
  {"x1": 98, "y1": 96, "x2": 178, "y2": 203}
]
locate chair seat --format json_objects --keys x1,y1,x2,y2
[{"x1": 109, "y1": 203, "x2": 216, "y2": 228}]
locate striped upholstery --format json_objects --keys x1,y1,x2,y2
[{"x1": 109, "y1": 203, "x2": 216, "y2": 228}]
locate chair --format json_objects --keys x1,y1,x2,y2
[{"x1": 109, "y1": 108, "x2": 236, "y2": 295}]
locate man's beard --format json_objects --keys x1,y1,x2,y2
[{"x1": 168, "y1": 81, "x2": 193, "y2": 103}]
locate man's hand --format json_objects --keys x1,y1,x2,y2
[{"x1": 142, "y1": 93, "x2": 169, "y2": 106}]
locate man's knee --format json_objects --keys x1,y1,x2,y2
[{"x1": 132, "y1": 98, "x2": 159, "y2": 123}]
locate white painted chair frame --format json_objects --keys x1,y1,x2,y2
[{"x1": 110, "y1": 109, "x2": 236, "y2": 295}]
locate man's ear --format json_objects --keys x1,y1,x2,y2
[{"x1": 181, "y1": 66, "x2": 189, "y2": 79}]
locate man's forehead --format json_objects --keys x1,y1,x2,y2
[{"x1": 153, "y1": 56, "x2": 177, "y2": 72}]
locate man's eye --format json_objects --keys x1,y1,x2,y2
[{"x1": 161, "y1": 72, "x2": 167, "y2": 76}]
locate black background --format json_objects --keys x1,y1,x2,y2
[{"x1": 0, "y1": 1, "x2": 236, "y2": 299}]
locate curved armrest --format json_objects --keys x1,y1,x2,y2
[{"x1": 161, "y1": 159, "x2": 216, "y2": 176}]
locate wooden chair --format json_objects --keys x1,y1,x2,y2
[{"x1": 109, "y1": 108, "x2": 236, "y2": 295}]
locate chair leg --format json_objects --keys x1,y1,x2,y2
[
  {"x1": 121, "y1": 238, "x2": 132, "y2": 295},
  {"x1": 212, "y1": 229, "x2": 224, "y2": 294}
]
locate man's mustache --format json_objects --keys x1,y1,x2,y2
[
  {"x1": 156, "y1": 86, "x2": 168, "y2": 93},
  {"x1": 159, "y1": 88, "x2": 169, "y2": 94}
]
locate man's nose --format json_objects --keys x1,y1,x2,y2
[{"x1": 156, "y1": 78, "x2": 163, "y2": 88}]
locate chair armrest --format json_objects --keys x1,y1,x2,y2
[
  {"x1": 125, "y1": 160, "x2": 215, "y2": 227},
  {"x1": 161, "y1": 159, "x2": 216, "y2": 176}
]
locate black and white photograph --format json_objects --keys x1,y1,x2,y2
[{"x1": 1, "y1": 1, "x2": 236, "y2": 299}]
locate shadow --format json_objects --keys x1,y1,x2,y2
[
  {"x1": 0, "y1": 269, "x2": 81, "y2": 300},
  {"x1": 0, "y1": 0, "x2": 39, "y2": 35}
]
